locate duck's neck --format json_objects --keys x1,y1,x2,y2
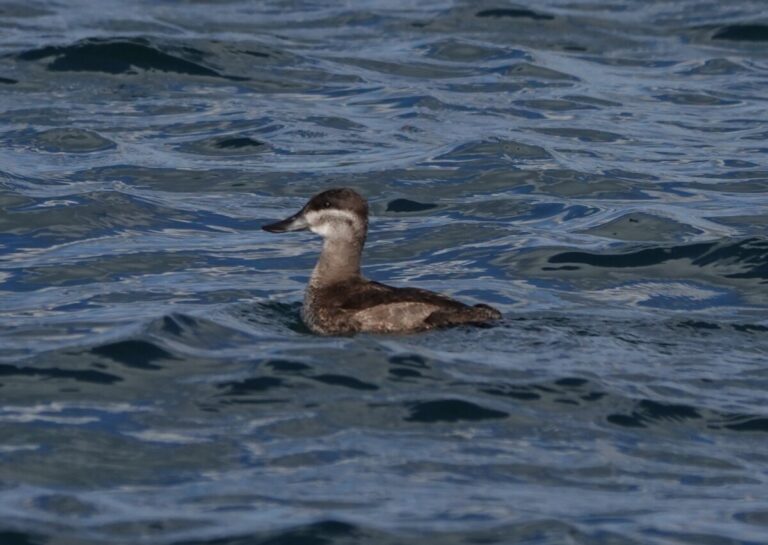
[{"x1": 310, "y1": 236, "x2": 364, "y2": 287}]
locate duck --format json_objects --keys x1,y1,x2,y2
[{"x1": 262, "y1": 188, "x2": 502, "y2": 335}]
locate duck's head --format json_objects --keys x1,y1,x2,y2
[{"x1": 262, "y1": 187, "x2": 368, "y2": 241}]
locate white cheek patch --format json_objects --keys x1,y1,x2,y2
[
  {"x1": 311, "y1": 222, "x2": 343, "y2": 237},
  {"x1": 306, "y1": 209, "x2": 360, "y2": 238}
]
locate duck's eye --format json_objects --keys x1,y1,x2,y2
[{"x1": 323, "y1": 201, "x2": 331, "y2": 208}]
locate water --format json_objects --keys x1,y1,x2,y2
[{"x1": 1, "y1": 1, "x2": 767, "y2": 543}]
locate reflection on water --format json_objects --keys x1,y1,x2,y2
[{"x1": 1, "y1": 1, "x2": 767, "y2": 544}]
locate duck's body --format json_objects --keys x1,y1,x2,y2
[
  {"x1": 263, "y1": 188, "x2": 501, "y2": 335},
  {"x1": 303, "y1": 277, "x2": 501, "y2": 335}
]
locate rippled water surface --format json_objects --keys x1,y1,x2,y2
[{"x1": 1, "y1": 1, "x2": 768, "y2": 543}]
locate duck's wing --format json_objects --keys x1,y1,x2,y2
[
  {"x1": 333, "y1": 281, "x2": 490, "y2": 333},
  {"x1": 337, "y1": 281, "x2": 468, "y2": 312}
]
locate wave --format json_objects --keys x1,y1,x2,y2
[{"x1": 547, "y1": 237, "x2": 768, "y2": 280}]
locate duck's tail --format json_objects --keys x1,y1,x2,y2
[
  {"x1": 472, "y1": 303, "x2": 503, "y2": 321},
  {"x1": 425, "y1": 303, "x2": 502, "y2": 329}
]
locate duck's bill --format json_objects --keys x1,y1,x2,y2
[{"x1": 262, "y1": 211, "x2": 309, "y2": 233}]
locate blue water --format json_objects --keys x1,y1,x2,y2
[{"x1": 1, "y1": 1, "x2": 767, "y2": 544}]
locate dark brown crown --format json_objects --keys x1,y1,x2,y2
[{"x1": 305, "y1": 188, "x2": 368, "y2": 220}]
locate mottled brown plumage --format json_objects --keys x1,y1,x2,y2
[{"x1": 262, "y1": 188, "x2": 502, "y2": 335}]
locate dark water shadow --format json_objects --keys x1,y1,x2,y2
[
  {"x1": 233, "y1": 301, "x2": 311, "y2": 335},
  {"x1": 0, "y1": 531, "x2": 43, "y2": 545},
  {"x1": 475, "y1": 8, "x2": 554, "y2": 21},
  {"x1": 607, "y1": 400, "x2": 702, "y2": 429},
  {"x1": 265, "y1": 360, "x2": 313, "y2": 373},
  {"x1": 310, "y1": 374, "x2": 379, "y2": 391},
  {"x1": 90, "y1": 340, "x2": 176, "y2": 370},
  {"x1": 175, "y1": 520, "x2": 362, "y2": 545},
  {"x1": 480, "y1": 375, "x2": 603, "y2": 405},
  {"x1": 385, "y1": 198, "x2": 437, "y2": 213},
  {"x1": 217, "y1": 377, "x2": 286, "y2": 396},
  {"x1": 0, "y1": 363, "x2": 121, "y2": 384},
  {"x1": 405, "y1": 399, "x2": 508, "y2": 422},
  {"x1": 179, "y1": 135, "x2": 269, "y2": 157},
  {"x1": 215, "y1": 137, "x2": 266, "y2": 150},
  {"x1": 16, "y1": 37, "x2": 247, "y2": 80},
  {"x1": 713, "y1": 24, "x2": 768, "y2": 42}
]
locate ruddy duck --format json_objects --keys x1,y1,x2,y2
[{"x1": 262, "y1": 188, "x2": 502, "y2": 335}]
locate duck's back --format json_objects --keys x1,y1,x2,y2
[{"x1": 304, "y1": 278, "x2": 501, "y2": 334}]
